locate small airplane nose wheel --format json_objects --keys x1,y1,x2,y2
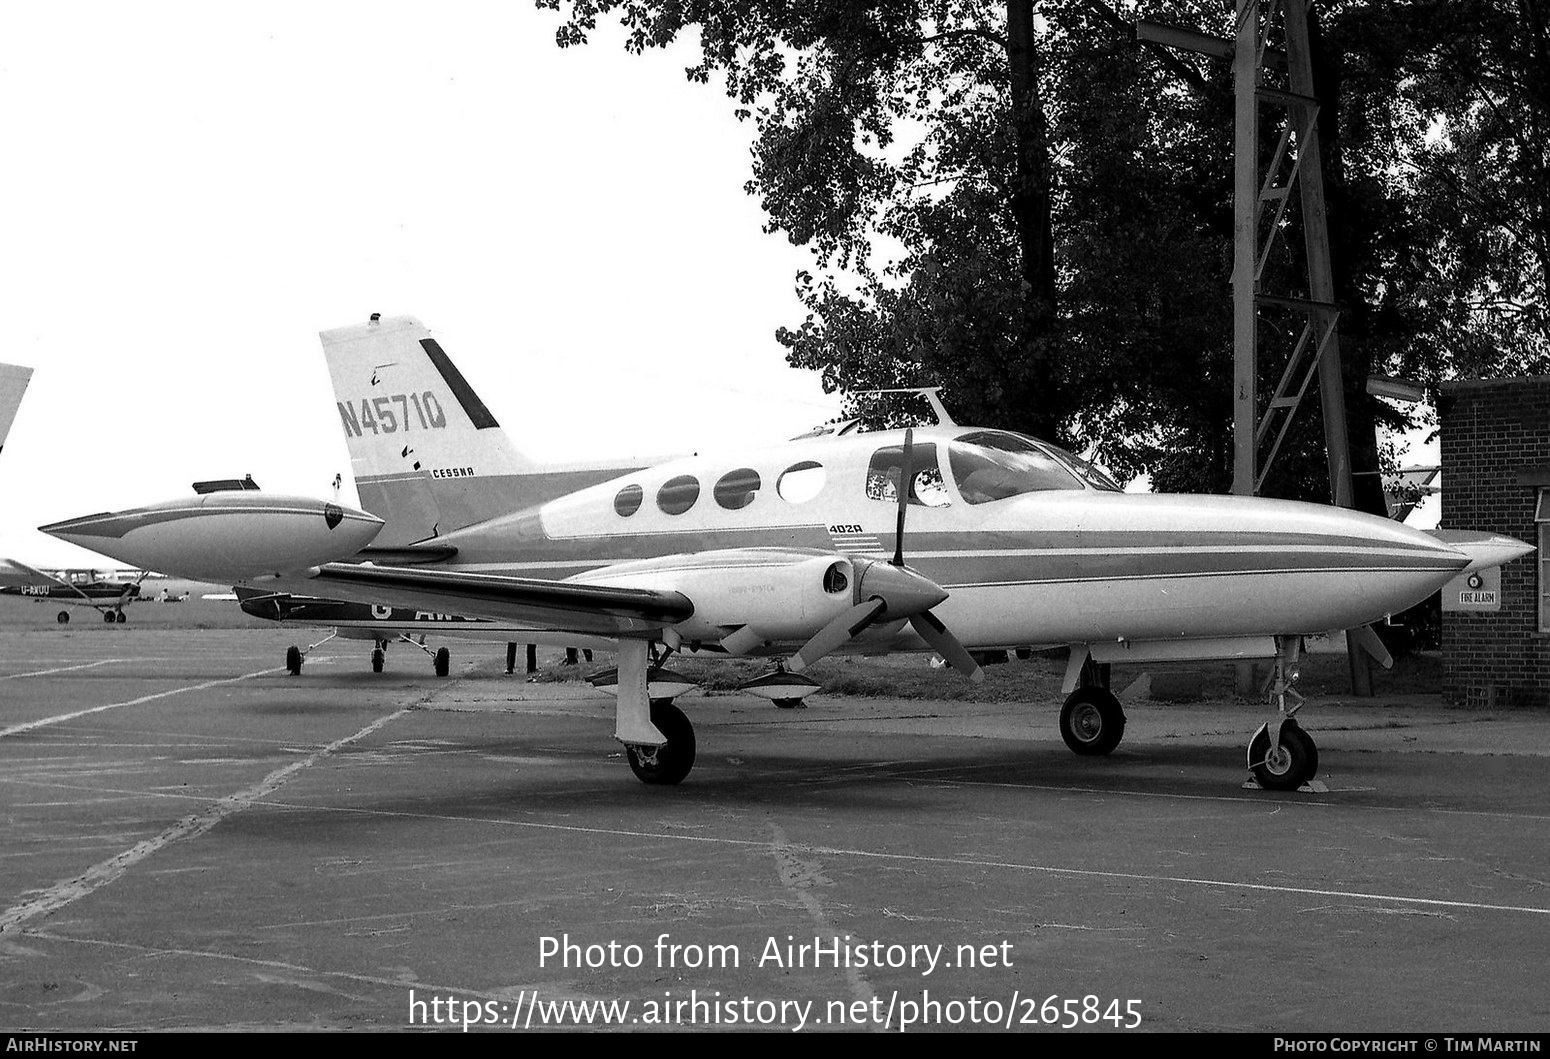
[
  {"x1": 1247, "y1": 723, "x2": 1319, "y2": 791},
  {"x1": 371, "y1": 647, "x2": 385, "y2": 673}
]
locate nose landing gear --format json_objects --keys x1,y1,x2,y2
[{"x1": 1245, "y1": 636, "x2": 1324, "y2": 792}]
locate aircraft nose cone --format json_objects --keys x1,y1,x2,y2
[{"x1": 857, "y1": 560, "x2": 949, "y2": 617}]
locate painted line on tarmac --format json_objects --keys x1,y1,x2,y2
[
  {"x1": 217, "y1": 800, "x2": 1550, "y2": 919},
  {"x1": 0, "y1": 660, "x2": 119, "y2": 681},
  {"x1": 0, "y1": 705, "x2": 412, "y2": 934},
  {"x1": 0, "y1": 667, "x2": 281, "y2": 739},
  {"x1": 24, "y1": 930, "x2": 532, "y2": 1008},
  {"x1": 904, "y1": 773, "x2": 1550, "y2": 823},
  {"x1": 769, "y1": 822, "x2": 878, "y2": 1018}
]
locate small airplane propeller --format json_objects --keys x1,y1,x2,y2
[{"x1": 788, "y1": 428, "x2": 984, "y2": 682}]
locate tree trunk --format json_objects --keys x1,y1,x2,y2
[{"x1": 1005, "y1": 0, "x2": 1061, "y2": 438}]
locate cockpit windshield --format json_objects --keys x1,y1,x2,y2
[
  {"x1": 949, "y1": 432, "x2": 1082, "y2": 503},
  {"x1": 1044, "y1": 445, "x2": 1123, "y2": 492}
]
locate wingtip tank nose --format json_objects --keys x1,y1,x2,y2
[
  {"x1": 39, "y1": 494, "x2": 383, "y2": 582},
  {"x1": 1428, "y1": 529, "x2": 1536, "y2": 574}
]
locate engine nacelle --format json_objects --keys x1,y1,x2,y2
[{"x1": 565, "y1": 548, "x2": 856, "y2": 644}]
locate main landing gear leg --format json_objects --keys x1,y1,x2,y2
[
  {"x1": 395, "y1": 633, "x2": 451, "y2": 677},
  {"x1": 616, "y1": 638, "x2": 695, "y2": 785},
  {"x1": 1245, "y1": 635, "x2": 1323, "y2": 793},
  {"x1": 284, "y1": 630, "x2": 337, "y2": 675}
]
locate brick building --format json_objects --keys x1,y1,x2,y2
[{"x1": 1439, "y1": 376, "x2": 1550, "y2": 706}]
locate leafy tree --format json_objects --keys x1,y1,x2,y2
[{"x1": 537, "y1": 0, "x2": 1550, "y2": 502}]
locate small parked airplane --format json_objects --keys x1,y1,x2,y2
[
  {"x1": 41, "y1": 316, "x2": 1534, "y2": 790},
  {"x1": 237, "y1": 585, "x2": 513, "y2": 676},
  {"x1": 0, "y1": 562, "x2": 146, "y2": 623}
]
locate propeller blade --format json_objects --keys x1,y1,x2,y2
[
  {"x1": 718, "y1": 624, "x2": 765, "y2": 657},
  {"x1": 894, "y1": 428, "x2": 913, "y2": 567},
  {"x1": 909, "y1": 611, "x2": 985, "y2": 683},
  {"x1": 1347, "y1": 623, "x2": 1395, "y2": 670},
  {"x1": 787, "y1": 598, "x2": 886, "y2": 673}
]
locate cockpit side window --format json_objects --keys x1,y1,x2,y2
[
  {"x1": 949, "y1": 431, "x2": 1083, "y2": 503},
  {"x1": 866, "y1": 443, "x2": 951, "y2": 508}
]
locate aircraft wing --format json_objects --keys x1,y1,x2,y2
[
  {"x1": 0, "y1": 558, "x2": 54, "y2": 591},
  {"x1": 0, "y1": 362, "x2": 32, "y2": 455},
  {"x1": 279, "y1": 562, "x2": 694, "y2": 637}
]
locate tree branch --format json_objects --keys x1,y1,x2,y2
[
  {"x1": 1074, "y1": 0, "x2": 1215, "y2": 96},
  {"x1": 919, "y1": 28, "x2": 1009, "y2": 50}
]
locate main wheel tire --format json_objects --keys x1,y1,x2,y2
[
  {"x1": 57, "y1": 611, "x2": 69, "y2": 624},
  {"x1": 1248, "y1": 723, "x2": 1319, "y2": 791},
  {"x1": 115, "y1": 611, "x2": 127, "y2": 624},
  {"x1": 433, "y1": 647, "x2": 450, "y2": 677},
  {"x1": 1059, "y1": 686, "x2": 1126, "y2": 756},
  {"x1": 773, "y1": 698, "x2": 802, "y2": 709},
  {"x1": 625, "y1": 700, "x2": 696, "y2": 786},
  {"x1": 371, "y1": 648, "x2": 385, "y2": 673},
  {"x1": 103, "y1": 610, "x2": 116, "y2": 624},
  {"x1": 285, "y1": 645, "x2": 303, "y2": 676}
]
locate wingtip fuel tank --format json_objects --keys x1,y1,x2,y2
[{"x1": 40, "y1": 493, "x2": 383, "y2": 583}]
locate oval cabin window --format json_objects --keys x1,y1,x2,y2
[
  {"x1": 714, "y1": 468, "x2": 762, "y2": 510},
  {"x1": 614, "y1": 484, "x2": 644, "y2": 517},
  {"x1": 657, "y1": 475, "x2": 701, "y2": 516}
]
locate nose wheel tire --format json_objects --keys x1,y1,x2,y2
[
  {"x1": 371, "y1": 648, "x2": 385, "y2": 673},
  {"x1": 626, "y1": 700, "x2": 696, "y2": 786},
  {"x1": 1059, "y1": 687, "x2": 1126, "y2": 756},
  {"x1": 1248, "y1": 723, "x2": 1319, "y2": 791}
]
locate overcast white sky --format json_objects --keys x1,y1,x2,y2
[
  {"x1": 0, "y1": 2, "x2": 849, "y2": 566},
  {"x1": 0, "y1": 3, "x2": 1438, "y2": 569}
]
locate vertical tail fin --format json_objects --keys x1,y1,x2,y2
[
  {"x1": 0, "y1": 363, "x2": 34, "y2": 459},
  {"x1": 322, "y1": 315, "x2": 639, "y2": 547},
  {"x1": 322, "y1": 316, "x2": 533, "y2": 545}
]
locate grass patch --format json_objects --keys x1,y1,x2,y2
[{"x1": 532, "y1": 648, "x2": 1443, "y2": 705}]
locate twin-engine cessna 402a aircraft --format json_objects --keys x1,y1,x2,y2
[{"x1": 42, "y1": 315, "x2": 1533, "y2": 790}]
